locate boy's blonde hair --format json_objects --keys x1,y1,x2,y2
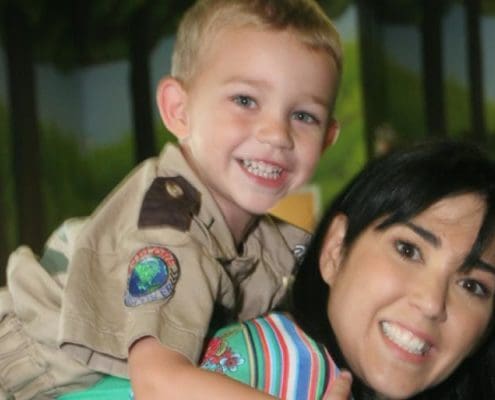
[{"x1": 171, "y1": 0, "x2": 342, "y2": 86}]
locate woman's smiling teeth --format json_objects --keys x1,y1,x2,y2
[
  {"x1": 381, "y1": 321, "x2": 431, "y2": 355},
  {"x1": 241, "y1": 159, "x2": 283, "y2": 179}
]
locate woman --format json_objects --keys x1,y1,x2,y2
[
  {"x1": 292, "y1": 139, "x2": 495, "y2": 399},
  {"x1": 60, "y1": 140, "x2": 495, "y2": 399}
]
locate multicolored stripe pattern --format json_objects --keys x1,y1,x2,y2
[{"x1": 200, "y1": 312, "x2": 340, "y2": 399}]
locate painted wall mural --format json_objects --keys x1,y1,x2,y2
[{"x1": 1, "y1": 1, "x2": 494, "y2": 284}]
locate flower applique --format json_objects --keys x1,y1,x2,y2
[{"x1": 201, "y1": 337, "x2": 245, "y2": 374}]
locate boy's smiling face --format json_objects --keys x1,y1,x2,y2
[{"x1": 159, "y1": 26, "x2": 339, "y2": 238}]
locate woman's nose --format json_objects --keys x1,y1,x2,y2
[{"x1": 409, "y1": 274, "x2": 448, "y2": 322}]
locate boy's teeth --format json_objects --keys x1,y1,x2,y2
[
  {"x1": 242, "y1": 159, "x2": 282, "y2": 179},
  {"x1": 381, "y1": 321, "x2": 431, "y2": 355}
]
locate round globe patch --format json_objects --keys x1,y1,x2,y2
[{"x1": 124, "y1": 246, "x2": 180, "y2": 307}]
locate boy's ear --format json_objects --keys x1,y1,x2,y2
[
  {"x1": 156, "y1": 77, "x2": 188, "y2": 140},
  {"x1": 321, "y1": 118, "x2": 340, "y2": 152},
  {"x1": 319, "y1": 213, "x2": 347, "y2": 286}
]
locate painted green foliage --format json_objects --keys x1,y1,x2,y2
[{"x1": 0, "y1": 0, "x2": 194, "y2": 68}]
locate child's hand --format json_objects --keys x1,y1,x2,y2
[{"x1": 324, "y1": 370, "x2": 352, "y2": 400}]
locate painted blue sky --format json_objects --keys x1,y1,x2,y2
[{"x1": 383, "y1": 4, "x2": 494, "y2": 99}]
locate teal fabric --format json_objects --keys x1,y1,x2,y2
[{"x1": 58, "y1": 376, "x2": 131, "y2": 400}]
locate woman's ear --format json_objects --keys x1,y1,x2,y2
[
  {"x1": 156, "y1": 77, "x2": 188, "y2": 140},
  {"x1": 319, "y1": 214, "x2": 348, "y2": 286}
]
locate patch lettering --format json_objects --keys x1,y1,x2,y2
[{"x1": 124, "y1": 246, "x2": 180, "y2": 307}]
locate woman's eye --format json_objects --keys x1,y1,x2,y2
[
  {"x1": 395, "y1": 240, "x2": 422, "y2": 262},
  {"x1": 459, "y1": 279, "x2": 489, "y2": 298},
  {"x1": 232, "y1": 95, "x2": 256, "y2": 108},
  {"x1": 292, "y1": 111, "x2": 319, "y2": 125}
]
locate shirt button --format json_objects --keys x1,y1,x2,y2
[
  {"x1": 282, "y1": 275, "x2": 294, "y2": 289},
  {"x1": 165, "y1": 181, "x2": 184, "y2": 198}
]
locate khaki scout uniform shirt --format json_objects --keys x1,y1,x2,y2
[{"x1": 56, "y1": 143, "x2": 310, "y2": 377}]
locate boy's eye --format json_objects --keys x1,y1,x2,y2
[
  {"x1": 232, "y1": 95, "x2": 256, "y2": 108},
  {"x1": 292, "y1": 111, "x2": 318, "y2": 125},
  {"x1": 395, "y1": 240, "x2": 422, "y2": 262},
  {"x1": 458, "y1": 278, "x2": 490, "y2": 298}
]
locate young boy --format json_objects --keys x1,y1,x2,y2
[{"x1": 0, "y1": 0, "x2": 342, "y2": 398}]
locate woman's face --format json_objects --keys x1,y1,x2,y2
[{"x1": 320, "y1": 193, "x2": 495, "y2": 399}]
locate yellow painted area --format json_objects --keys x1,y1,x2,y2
[{"x1": 269, "y1": 185, "x2": 320, "y2": 232}]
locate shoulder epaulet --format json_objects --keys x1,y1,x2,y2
[{"x1": 138, "y1": 176, "x2": 201, "y2": 231}]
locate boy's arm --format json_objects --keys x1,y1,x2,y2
[{"x1": 129, "y1": 336, "x2": 277, "y2": 400}]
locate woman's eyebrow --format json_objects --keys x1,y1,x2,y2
[
  {"x1": 404, "y1": 222, "x2": 440, "y2": 247},
  {"x1": 401, "y1": 222, "x2": 495, "y2": 275},
  {"x1": 474, "y1": 259, "x2": 495, "y2": 275}
]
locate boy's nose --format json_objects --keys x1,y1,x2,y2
[
  {"x1": 409, "y1": 274, "x2": 448, "y2": 322},
  {"x1": 255, "y1": 119, "x2": 294, "y2": 149}
]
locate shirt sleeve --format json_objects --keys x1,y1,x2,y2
[{"x1": 59, "y1": 224, "x2": 237, "y2": 376}]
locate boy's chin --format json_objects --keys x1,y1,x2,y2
[{"x1": 241, "y1": 198, "x2": 282, "y2": 216}]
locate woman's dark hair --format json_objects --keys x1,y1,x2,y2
[{"x1": 292, "y1": 139, "x2": 495, "y2": 399}]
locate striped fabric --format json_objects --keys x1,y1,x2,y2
[
  {"x1": 58, "y1": 312, "x2": 341, "y2": 400},
  {"x1": 200, "y1": 312, "x2": 340, "y2": 399}
]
